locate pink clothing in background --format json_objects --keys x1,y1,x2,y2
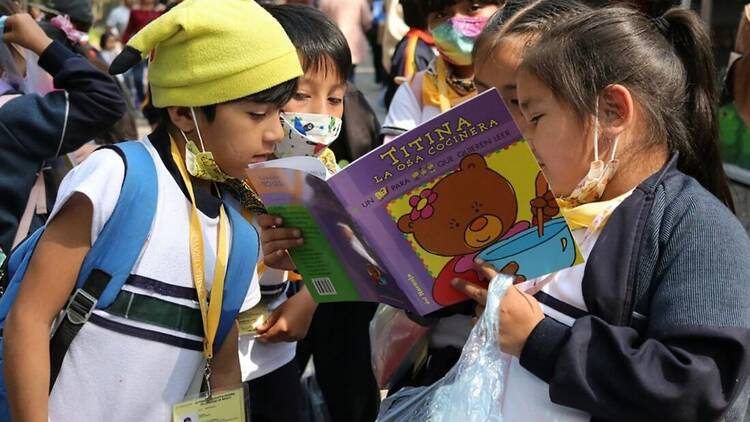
[{"x1": 318, "y1": 0, "x2": 372, "y2": 66}]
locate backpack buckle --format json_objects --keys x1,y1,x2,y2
[{"x1": 65, "y1": 288, "x2": 97, "y2": 325}]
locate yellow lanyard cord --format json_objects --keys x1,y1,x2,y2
[
  {"x1": 170, "y1": 138, "x2": 229, "y2": 360},
  {"x1": 436, "y1": 58, "x2": 452, "y2": 113}
]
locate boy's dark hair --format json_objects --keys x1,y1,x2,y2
[
  {"x1": 200, "y1": 78, "x2": 298, "y2": 122},
  {"x1": 400, "y1": 0, "x2": 428, "y2": 30},
  {"x1": 156, "y1": 77, "x2": 298, "y2": 125},
  {"x1": 473, "y1": 0, "x2": 590, "y2": 65},
  {"x1": 425, "y1": 0, "x2": 505, "y2": 15},
  {"x1": 523, "y1": 6, "x2": 735, "y2": 211},
  {"x1": 263, "y1": 4, "x2": 351, "y2": 83}
]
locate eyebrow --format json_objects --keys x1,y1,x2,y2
[{"x1": 503, "y1": 84, "x2": 517, "y2": 91}]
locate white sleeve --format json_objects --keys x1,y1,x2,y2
[
  {"x1": 383, "y1": 82, "x2": 422, "y2": 137},
  {"x1": 48, "y1": 148, "x2": 125, "y2": 246}
]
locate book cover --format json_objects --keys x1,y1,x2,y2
[
  {"x1": 327, "y1": 89, "x2": 583, "y2": 315},
  {"x1": 247, "y1": 89, "x2": 584, "y2": 315}
]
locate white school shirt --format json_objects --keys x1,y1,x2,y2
[
  {"x1": 382, "y1": 80, "x2": 441, "y2": 137},
  {"x1": 238, "y1": 264, "x2": 297, "y2": 381},
  {"x1": 47, "y1": 137, "x2": 260, "y2": 422}
]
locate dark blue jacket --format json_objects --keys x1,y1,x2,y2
[
  {"x1": 0, "y1": 41, "x2": 126, "y2": 252},
  {"x1": 520, "y1": 155, "x2": 750, "y2": 422}
]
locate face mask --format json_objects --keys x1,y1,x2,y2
[
  {"x1": 430, "y1": 15, "x2": 488, "y2": 66},
  {"x1": 180, "y1": 107, "x2": 233, "y2": 182},
  {"x1": 556, "y1": 102, "x2": 620, "y2": 209},
  {"x1": 275, "y1": 112, "x2": 343, "y2": 159}
]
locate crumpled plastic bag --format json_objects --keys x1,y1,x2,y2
[{"x1": 376, "y1": 274, "x2": 514, "y2": 422}]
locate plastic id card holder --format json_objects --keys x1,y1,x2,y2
[
  {"x1": 172, "y1": 385, "x2": 247, "y2": 422},
  {"x1": 237, "y1": 295, "x2": 275, "y2": 337}
]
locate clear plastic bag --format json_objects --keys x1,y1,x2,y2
[
  {"x1": 377, "y1": 274, "x2": 513, "y2": 422},
  {"x1": 369, "y1": 304, "x2": 430, "y2": 389}
]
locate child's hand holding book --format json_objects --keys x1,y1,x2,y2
[{"x1": 258, "y1": 214, "x2": 304, "y2": 271}]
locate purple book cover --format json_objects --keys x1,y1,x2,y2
[{"x1": 329, "y1": 89, "x2": 583, "y2": 315}]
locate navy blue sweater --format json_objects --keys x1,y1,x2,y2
[
  {"x1": 520, "y1": 155, "x2": 750, "y2": 422},
  {"x1": 0, "y1": 41, "x2": 126, "y2": 252}
]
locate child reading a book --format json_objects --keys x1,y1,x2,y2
[
  {"x1": 250, "y1": 5, "x2": 380, "y2": 421},
  {"x1": 381, "y1": 0, "x2": 502, "y2": 140},
  {"x1": 452, "y1": 5, "x2": 750, "y2": 421},
  {"x1": 2, "y1": 0, "x2": 302, "y2": 420}
]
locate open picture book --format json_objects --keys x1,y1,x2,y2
[{"x1": 246, "y1": 89, "x2": 584, "y2": 316}]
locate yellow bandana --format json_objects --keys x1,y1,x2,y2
[{"x1": 560, "y1": 191, "x2": 633, "y2": 232}]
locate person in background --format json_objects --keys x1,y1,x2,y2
[
  {"x1": 381, "y1": 0, "x2": 502, "y2": 141},
  {"x1": 384, "y1": 0, "x2": 436, "y2": 108},
  {"x1": 99, "y1": 32, "x2": 120, "y2": 67},
  {"x1": 121, "y1": 0, "x2": 163, "y2": 108},
  {"x1": 105, "y1": 0, "x2": 132, "y2": 38},
  {"x1": 318, "y1": 0, "x2": 372, "y2": 82},
  {"x1": 0, "y1": 5, "x2": 126, "y2": 254},
  {"x1": 381, "y1": 0, "x2": 409, "y2": 75}
]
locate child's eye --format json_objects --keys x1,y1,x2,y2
[
  {"x1": 293, "y1": 92, "x2": 310, "y2": 101},
  {"x1": 529, "y1": 114, "x2": 544, "y2": 125},
  {"x1": 248, "y1": 112, "x2": 266, "y2": 120},
  {"x1": 328, "y1": 97, "x2": 343, "y2": 106},
  {"x1": 469, "y1": 3, "x2": 483, "y2": 12}
]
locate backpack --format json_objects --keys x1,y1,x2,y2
[{"x1": 0, "y1": 141, "x2": 259, "y2": 418}]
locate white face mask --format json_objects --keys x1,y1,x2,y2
[
  {"x1": 180, "y1": 107, "x2": 232, "y2": 182},
  {"x1": 275, "y1": 112, "x2": 343, "y2": 159},
  {"x1": 557, "y1": 101, "x2": 620, "y2": 209}
]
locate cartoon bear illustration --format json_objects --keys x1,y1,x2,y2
[{"x1": 397, "y1": 154, "x2": 533, "y2": 306}]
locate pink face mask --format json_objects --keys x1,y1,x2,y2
[{"x1": 431, "y1": 15, "x2": 489, "y2": 66}]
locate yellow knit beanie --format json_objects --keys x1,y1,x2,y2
[{"x1": 109, "y1": 0, "x2": 302, "y2": 107}]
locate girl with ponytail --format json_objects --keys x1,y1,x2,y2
[{"x1": 453, "y1": 5, "x2": 750, "y2": 421}]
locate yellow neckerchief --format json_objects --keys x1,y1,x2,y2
[
  {"x1": 170, "y1": 138, "x2": 229, "y2": 361},
  {"x1": 560, "y1": 190, "x2": 633, "y2": 232},
  {"x1": 421, "y1": 57, "x2": 476, "y2": 112}
]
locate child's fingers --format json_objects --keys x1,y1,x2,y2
[
  {"x1": 451, "y1": 278, "x2": 488, "y2": 305},
  {"x1": 262, "y1": 239, "x2": 303, "y2": 255},
  {"x1": 476, "y1": 261, "x2": 499, "y2": 280},
  {"x1": 260, "y1": 227, "x2": 302, "y2": 243},
  {"x1": 256, "y1": 214, "x2": 282, "y2": 230}
]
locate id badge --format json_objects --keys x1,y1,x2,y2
[
  {"x1": 172, "y1": 386, "x2": 246, "y2": 422},
  {"x1": 237, "y1": 296, "x2": 273, "y2": 336}
]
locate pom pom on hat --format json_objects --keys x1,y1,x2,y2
[{"x1": 109, "y1": 0, "x2": 302, "y2": 108}]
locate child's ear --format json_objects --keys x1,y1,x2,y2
[
  {"x1": 166, "y1": 107, "x2": 196, "y2": 133},
  {"x1": 599, "y1": 84, "x2": 633, "y2": 140}
]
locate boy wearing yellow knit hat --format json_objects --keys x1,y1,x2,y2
[{"x1": 2, "y1": 1, "x2": 301, "y2": 421}]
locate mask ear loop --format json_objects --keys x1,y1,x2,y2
[
  {"x1": 593, "y1": 99, "x2": 600, "y2": 162},
  {"x1": 190, "y1": 107, "x2": 208, "y2": 152}
]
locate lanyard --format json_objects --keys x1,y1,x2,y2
[
  {"x1": 436, "y1": 58, "x2": 452, "y2": 112},
  {"x1": 170, "y1": 138, "x2": 229, "y2": 361}
]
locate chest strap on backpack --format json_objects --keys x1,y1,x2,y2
[{"x1": 49, "y1": 269, "x2": 110, "y2": 387}]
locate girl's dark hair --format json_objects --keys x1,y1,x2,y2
[
  {"x1": 522, "y1": 6, "x2": 735, "y2": 211},
  {"x1": 473, "y1": 0, "x2": 591, "y2": 67},
  {"x1": 425, "y1": 0, "x2": 505, "y2": 15},
  {"x1": 263, "y1": 4, "x2": 351, "y2": 83}
]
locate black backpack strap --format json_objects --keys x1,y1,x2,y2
[{"x1": 49, "y1": 269, "x2": 110, "y2": 388}]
